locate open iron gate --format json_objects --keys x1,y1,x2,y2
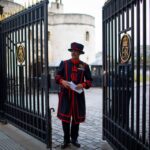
[
  {"x1": 103, "y1": 0, "x2": 150, "y2": 150},
  {"x1": 0, "y1": 0, "x2": 52, "y2": 148}
]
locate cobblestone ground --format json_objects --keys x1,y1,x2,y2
[
  {"x1": 0, "y1": 131, "x2": 25, "y2": 150},
  {"x1": 50, "y1": 88, "x2": 112, "y2": 150}
]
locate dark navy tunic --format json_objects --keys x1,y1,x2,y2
[{"x1": 55, "y1": 59, "x2": 92, "y2": 124}]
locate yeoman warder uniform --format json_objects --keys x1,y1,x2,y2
[{"x1": 55, "y1": 42, "x2": 92, "y2": 149}]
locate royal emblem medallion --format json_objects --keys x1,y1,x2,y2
[
  {"x1": 16, "y1": 44, "x2": 25, "y2": 65},
  {"x1": 120, "y1": 34, "x2": 131, "y2": 63}
]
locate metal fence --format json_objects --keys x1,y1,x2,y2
[
  {"x1": 0, "y1": 0, "x2": 52, "y2": 148},
  {"x1": 103, "y1": 0, "x2": 150, "y2": 150}
]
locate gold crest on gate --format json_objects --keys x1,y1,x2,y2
[
  {"x1": 120, "y1": 34, "x2": 131, "y2": 64},
  {"x1": 16, "y1": 44, "x2": 25, "y2": 65}
]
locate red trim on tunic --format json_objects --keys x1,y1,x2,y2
[
  {"x1": 55, "y1": 75, "x2": 63, "y2": 84},
  {"x1": 70, "y1": 90, "x2": 73, "y2": 117},
  {"x1": 72, "y1": 91, "x2": 78, "y2": 124},
  {"x1": 59, "y1": 79, "x2": 63, "y2": 84},
  {"x1": 69, "y1": 88, "x2": 71, "y2": 98},
  {"x1": 58, "y1": 91, "x2": 71, "y2": 118},
  {"x1": 71, "y1": 65, "x2": 77, "y2": 81},
  {"x1": 72, "y1": 92, "x2": 85, "y2": 124},
  {"x1": 57, "y1": 92, "x2": 62, "y2": 116},
  {"x1": 60, "y1": 113, "x2": 71, "y2": 117},
  {"x1": 71, "y1": 59, "x2": 79, "y2": 64},
  {"x1": 57, "y1": 59, "x2": 87, "y2": 124},
  {"x1": 57, "y1": 116, "x2": 70, "y2": 123},
  {"x1": 68, "y1": 89, "x2": 72, "y2": 116},
  {"x1": 86, "y1": 80, "x2": 92, "y2": 87},
  {"x1": 80, "y1": 71, "x2": 84, "y2": 83},
  {"x1": 65, "y1": 61, "x2": 72, "y2": 116},
  {"x1": 64, "y1": 61, "x2": 68, "y2": 80},
  {"x1": 82, "y1": 83, "x2": 86, "y2": 88},
  {"x1": 58, "y1": 61, "x2": 72, "y2": 119}
]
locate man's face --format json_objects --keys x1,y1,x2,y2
[{"x1": 71, "y1": 50, "x2": 80, "y2": 59}]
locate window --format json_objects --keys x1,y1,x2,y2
[
  {"x1": 48, "y1": 31, "x2": 51, "y2": 41},
  {"x1": 57, "y1": 3, "x2": 59, "y2": 9},
  {"x1": 85, "y1": 31, "x2": 90, "y2": 41}
]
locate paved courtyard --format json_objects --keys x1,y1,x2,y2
[
  {"x1": 0, "y1": 88, "x2": 112, "y2": 150},
  {"x1": 50, "y1": 88, "x2": 112, "y2": 150}
]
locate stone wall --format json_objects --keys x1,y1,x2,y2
[{"x1": 48, "y1": 14, "x2": 95, "y2": 64}]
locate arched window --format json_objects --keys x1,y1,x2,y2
[
  {"x1": 85, "y1": 31, "x2": 90, "y2": 41},
  {"x1": 48, "y1": 31, "x2": 51, "y2": 41}
]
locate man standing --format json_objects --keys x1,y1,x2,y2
[{"x1": 55, "y1": 42, "x2": 92, "y2": 149}]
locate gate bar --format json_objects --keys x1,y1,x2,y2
[
  {"x1": 142, "y1": 0, "x2": 146, "y2": 144},
  {"x1": 136, "y1": 0, "x2": 140, "y2": 139},
  {"x1": 43, "y1": 0, "x2": 51, "y2": 148}
]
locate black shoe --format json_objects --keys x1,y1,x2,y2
[
  {"x1": 61, "y1": 141, "x2": 70, "y2": 149},
  {"x1": 71, "y1": 140, "x2": 81, "y2": 148}
]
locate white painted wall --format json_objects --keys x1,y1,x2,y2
[
  {"x1": 48, "y1": 14, "x2": 95, "y2": 65},
  {"x1": 48, "y1": 2, "x2": 64, "y2": 14},
  {"x1": 0, "y1": 0, "x2": 23, "y2": 13}
]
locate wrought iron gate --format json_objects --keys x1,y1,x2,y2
[
  {"x1": 103, "y1": 0, "x2": 150, "y2": 150},
  {"x1": 0, "y1": 0, "x2": 52, "y2": 148}
]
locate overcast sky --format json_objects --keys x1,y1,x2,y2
[{"x1": 14, "y1": 0, "x2": 106, "y2": 53}]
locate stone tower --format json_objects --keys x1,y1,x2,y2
[{"x1": 49, "y1": 0, "x2": 63, "y2": 14}]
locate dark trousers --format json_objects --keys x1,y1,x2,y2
[{"x1": 62, "y1": 119, "x2": 79, "y2": 143}]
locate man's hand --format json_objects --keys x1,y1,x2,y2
[
  {"x1": 76, "y1": 84, "x2": 83, "y2": 90},
  {"x1": 61, "y1": 80, "x2": 70, "y2": 89}
]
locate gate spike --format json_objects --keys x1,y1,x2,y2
[
  {"x1": 1, "y1": 14, "x2": 4, "y2": 20},
  {"x1": 13, "y1": 11, "x2": 16, "y2": 15},
  {"x1": 29, "y1": 1, "x2": 31, "y2": 6},
  {"x1": 24, "y1": 2, "x2": 27, "y2": 9},
  {"x1": 11, "y1": 10, "x2": 13, "y2": 15},
  {"x1": 26, "y1": 0, "x2": 28, "y2": 7},
  {"x1": 8, "y1": 12, "x2": 10, "y2": 17},
  {"x1": 0, "y1": 15, "x2": 2, "y2": 21},
  {"x1": 1, "y1": 13, "x2": 4, "y2": 19},
  {"x1": 32, "y1": 0, "x2": 35, "y2": 5},
  {"x1": 3, "y1": 12, "x2": 6, "y2": 18},
  {"x1": 7, "y1": 12, "x2": 10, "y2": 17},
  {"x1": 5, "y1": 12, "x2": 8, "y2": 18},
  {"x1": 28, "y1": 0, "x2": 31, "y2": 7},
  {"x1": 19, "y1": 7, "x2": 22, "y2": 12},
  {"x1": 16, "y1": 8, "x2": 19, "y2": 13},
  {"x1": 21, "y1": 6, "x2": 24, "y2": 11}
]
